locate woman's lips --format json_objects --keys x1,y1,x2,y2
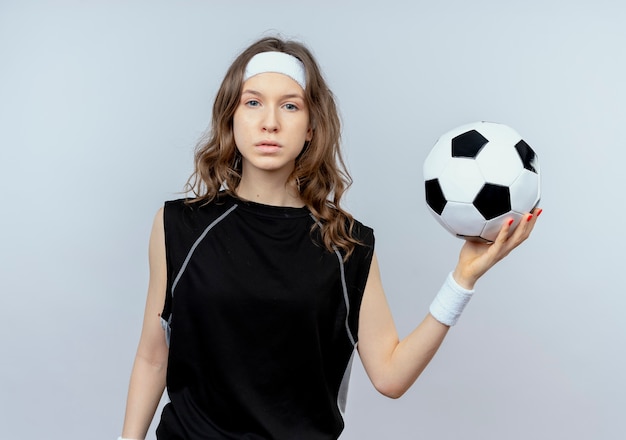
[{"x1": 255, "y1": 141, "x2": 281, "y2": 153}]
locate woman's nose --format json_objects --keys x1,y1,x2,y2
[{"x1": 262, "y1": 108, "x2": 279, "y2": 132}]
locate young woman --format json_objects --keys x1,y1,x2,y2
[{"x1": 120, "y1": 36, "x2": 540, "y2": 440}]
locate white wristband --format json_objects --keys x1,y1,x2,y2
[{"x1": 429, "y1": 272, "x2": 475, "y2": 326}]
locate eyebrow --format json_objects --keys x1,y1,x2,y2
[{"x1": 241, "y1": 89, "x2": 305, "y2": 100}]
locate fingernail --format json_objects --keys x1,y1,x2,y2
[
  {"x1": 508, "y1": 219, "x2": 514, "y2": 226},
  {"x1": 536, "y1": 208, "x2": 543, "y2": 217},
  {"x1": 527, "y1": 214, "x2": 533, "y2": 221}
]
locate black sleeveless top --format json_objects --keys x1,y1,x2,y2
[{"x1": 157, "y1": 194, "x2": 375, "y2": 439}]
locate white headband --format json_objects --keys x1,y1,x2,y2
[{"x1": 244, "y1": 51, "x2": 307, "y2": 90}]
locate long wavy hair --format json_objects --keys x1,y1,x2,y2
[{"x1": 186, "y1": 36, "x2": 360, "y2": 258}]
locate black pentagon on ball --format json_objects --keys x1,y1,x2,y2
[
  {"x1": 425, "y1": 179, "x2": 447, "y2": 215},
  {"x1": 515, "y1": 140, "x2": 538, "y2": 173},
  {"x1": 473, "y1": 183, "x2": 511, "y2": 220},
  {"x1": 452, "y1": 129, "x2": 489, "y2": 158}
]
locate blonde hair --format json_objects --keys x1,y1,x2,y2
[{"x1": 186, "y1": 36, "x2": 360, "y2": 258}]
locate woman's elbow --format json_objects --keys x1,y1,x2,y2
[{"x1": 372, "y1": 378, "x2": 409, "y2": 399}]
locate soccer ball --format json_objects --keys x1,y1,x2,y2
[{"x1": 423, "y1": 121, "x2": 540, "y2": 243}]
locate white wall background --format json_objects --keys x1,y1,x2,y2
[{"x1": 1, "y1": 0, "x2": 624, "y2": 438}]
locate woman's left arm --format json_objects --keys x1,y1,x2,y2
[{"x1": 357, "y1": 209, "x2": 541, "y2": 398}]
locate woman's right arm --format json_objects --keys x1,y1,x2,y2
[{"x1": 121, "y1": 208, "x2": 169, "y2": 439}]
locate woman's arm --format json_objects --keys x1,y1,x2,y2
[
  {"x1": 121, "y1": 208, "x2": 169, "y2": 439},
  {"x1": 357, "y1": 210, "x2": 540, "y2": 398}
]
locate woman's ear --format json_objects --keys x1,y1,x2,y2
[{"x1": 306, "y1": 115, "x2": 316, "y2": 142}]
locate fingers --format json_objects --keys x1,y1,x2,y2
[
  {"x1": 456, "y1": 208, "x2": 542, "y2": 285},
  {"x1": 504, "y1": 207, "x2": 542, "y2": 247},
  {"x1": 517, "y1": 207, "x2": 542, "y2": 239},
  {"x1": 489, "y1": 207, "x2": 541, "y2": 258}
]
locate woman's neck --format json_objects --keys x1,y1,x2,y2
[{"x1": 235, "y1": 173, "x2": 303, "y2": 208}]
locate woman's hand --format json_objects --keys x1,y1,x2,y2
[{"x1": 453, "y1": 208, "x2": 542, "y2": 289}]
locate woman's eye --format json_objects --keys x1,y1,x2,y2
[
  {"x1": 284, "y1": 103, "x2": 298, "y2": 111},
  {"x1": 246, "y1": 100, "x2": 260, "y2": 107}
]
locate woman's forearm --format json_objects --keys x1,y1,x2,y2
[{"x1": 121, "y1": 354, "x2": 167, "y2": 439}]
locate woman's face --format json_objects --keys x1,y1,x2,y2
[{"x1": 233, "y1": 72, "x2": 312, "y2": 178}]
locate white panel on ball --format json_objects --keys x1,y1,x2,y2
[
  {"x1": 441, "y1": 202, "x2": 486, "y2": 237},
  {"x1": 480, "y1": 122, "x2": 522, "y2": 145},
  {"x1": 476, "y1": 140, "x2": 524, "y2": 186},
  {"x1": 438, "y1": 159, "x2": 484, "y2": 203},
  {"x1": 510, "y1": 169, "x2": 541, "y2": 212}
]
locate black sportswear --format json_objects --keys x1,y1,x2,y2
[{"x1": 156, "y1": 194, "x2": 375, "y2": 439}]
